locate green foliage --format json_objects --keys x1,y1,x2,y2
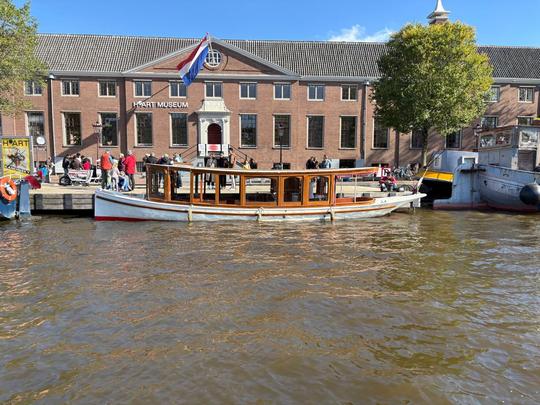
[
  {"x1": 372, "y1": 22, "x2": 493, "y2": 164},
  {"x1": 0, "y1": 0, "x2": 46, "y2": 115}
]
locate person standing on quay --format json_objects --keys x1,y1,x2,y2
[
  {"x1": 124, "y1": 150, "x2": 137, "y2": 191},
  {"x1": 100, "y1": 151, "x2": 113, "y2": 189}
]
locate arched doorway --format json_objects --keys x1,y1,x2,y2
[{"x1": 207, "y1": 123, "x2": 222, "y2": 144}]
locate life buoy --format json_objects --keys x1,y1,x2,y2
[{"x1": 0, "y1": 177, "x2": 18, "y2": 202}]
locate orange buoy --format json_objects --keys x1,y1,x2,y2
[{"x1": 0, "y1": 177, "x2": 18, "y2": 202}]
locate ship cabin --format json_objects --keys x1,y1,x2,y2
[
  {"x1": 478, "y1": 125, "x2": 540, "y2": 171},
  {"x1": 145, "y1": 164, "x2": 380, "y2": 208}
]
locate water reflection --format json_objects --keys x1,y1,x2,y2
[{"x1": 0, "y1": 211, "x2": 539, "y2": 403}]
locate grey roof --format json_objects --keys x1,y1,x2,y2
[{"x1": 36, "y1": 34, "x2": 540, "y2": 79}]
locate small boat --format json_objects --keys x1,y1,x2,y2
[
  {"x1": 0, "y1": 176, "x2": 34, "y2": 220},
  {"x1": 95, "y1": 165, "x2": 425, "y2": 222}
]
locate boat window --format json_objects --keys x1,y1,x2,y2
[
  {"x1": 192, "y1": 173, "x2": 217, "y2": 204},
  {"x1": 495, "y1": 131, "x2": 511, "y2": 145},
  {"x1": 245, "y1": 177, "x2": 278, "y2": 205},
  {"x1": 170, "y1": 169, "x2": 190, "y2": 202},
  {"x1": 283, "y1": 177, "x2": 302, "y2": 203},
  {"x1": 309, "y1": 176, "x2": 329, "y2": 202},
  {"x1": 479, "y1": 135, "x2": 495, "y2": 148},
  {"x1": 519, "y1": 129, "x2": 539, "y2": 148},
  {"x1": 148, "y1": 168, "x2": 165, "y2": 199},
  {"x1": 219, "y1": 172, "x2": 240, "y2": 205},
  {"x1": 335, "y1": 174, "x2": 361, "y2": 203}
]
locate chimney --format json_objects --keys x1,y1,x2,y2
[{"x1": 428, "y1": 0, "x2": 450, "y2": 25}]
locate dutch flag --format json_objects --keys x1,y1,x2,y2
[{"x1": 177, "y1": 35, "x2": 210, "y2": 86}]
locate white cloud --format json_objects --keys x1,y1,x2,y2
[{"x1": 328, "y1": 25, "x2": 394, "y2": 43}]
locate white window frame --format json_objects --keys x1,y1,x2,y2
[
  {"x1": 307, "y1": 84, "x2": 325, "y2": 101},
  {"x1": 339, "y1": 116, "x2": 357, "y2": 150},
  {"x1": 518, "y1": 87, "x2": 534, "y2": 103},
  {"x1": 134, "y1": 111, "x2": 153, "y2": 146},
  {"x1": 99, "y1": 112, "x2": 119, "y2": 147},
  {"x1": 274, "y1": 82, "x2": 291, "y2": 100},
  {"x1": 61, "y1": 80, "x2": 80, "y2": 97},
  {"x1": 239, "y1": 82, "x2": 257, "y2": 100},
  {"x1": 306, "y1": 115, "x2": 325, "y2": 149},
  {"x1": 205, "y1": 81, "x2": 223, "y2": 99},
  {"x1": 486, "y1": 86, "x2": 500, "y2": 103},
  {"x1": 98, "y1": 81, "x2": 117, "y2": 98},
  {"x1": 372, "y1": 118, "x2": 389, "y2": 150},
  {"x1": 481, "y1": 116, "x2": 499, "y2": 129},
  {"x1": 341, "y1": 84, "x2": 358, "y2": 101},
  {"x1": 517, "y1": 116, "x2": 535, "y2": 126},
  {"x1": 133, "y1": 80, "x2": 152, "y2": 98},
  {"x1": 239, "y1": 113, "x2": 257, "y2": 148},
  {"x1": 25, "y1": 111, "x2": 45, "y2": 138},
  {"x1": 169, "y1": 112, "x2": 189, "y2": 147},
  {"x1": 273, "y1": 114, "x2": 291, "y2": 148},
  {"x1": 24, "y1": 81, "x2": 42, "y2": 96},
  {"x1": 169, "y1": 80, "x2": 187, "y2": 98},
  {"x1": 445, "y1": 130, "x2": 462, "y2": 150},
  {"x1": 61, "y1": 111, "x2": 82, "y2": 146}
]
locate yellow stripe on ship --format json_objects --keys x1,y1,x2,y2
[{"x1": 419, "y1": 170, "x2": 454, "y2": 183}]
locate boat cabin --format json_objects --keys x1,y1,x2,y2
[
  {"x1": 145, "y1": 165, "x2": 379, "y2": 208},
  {"x1": 478, "y1": 126, "x2": 540, "y2": 171}
]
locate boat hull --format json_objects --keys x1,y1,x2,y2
[
  {"x1": 94, "y1": 189, "x2": 425, "y2": 222},
  {"x1": 478, "y1": 165, "x2": 540, "y2": 212}
]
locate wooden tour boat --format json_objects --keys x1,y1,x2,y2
[{"x1": 94, "y1": 164, "x2": 426, "y2": 221}]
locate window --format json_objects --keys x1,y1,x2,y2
[
  {"x1": 240, "y1": 82, "x2": 257, "y2": 99},
  {"x1": 308, "y1": 84, "x2": 325, "y2": 101},
  {"x1": 373, "y1": 119, "x2": 389, "y2": 149},
  {"x1": 171, "y1": 113, "x2": 188, "y2": 146},
  {"x1": 309, "y1": 176, "x2": 330, "y2": 202},
  {"x1": 99, "y1": 81, "x2": 116, "y2": 97},
  {"x1": 518, "y1": 87, "x2": 534, "y2": 103},
  {"x1": 307, "y1": 116, "x2": 324, "y2": 148},
  {"x1": 27, "y1": 112, "x2": 44, "y2": 138},
  {"x1": 240, "y1": 114, "x2": 257, "y2": 148},
  {"x1": 62, "y1": 80, "x2": 80, "y2": 96},
  {"x1": 486, "y1": 86, "x2": 500, "y2": 102},
  {"x1": 341, "y1": 85, "x2": 357, "y2": 101},
  {"x1": 274, "y1": 115, "x2": 291, "y2": 147},
  {"x1": 340, "y1": 116, "x2": 357, "y2": 149},
  {"x1": 134, "y1": 81, "x2": 151, "y2": 97},
  {"x1": 205, "y1": 50, "x2": 222, "y2": 68},
  {"x1": 283, "y1": 177, "x2": 303, "y2": 203},
  {"x1": 206, "y1": 82, "x2": 222, "y2": 98},
  {"x1": 481, "y1": 116, "x2": 498, "y2": 129},
  {"x1": 135, "y1": 112, "x2": 153, "y2": 145},
  {"x1": 24, "y1": 81, "x2": 42, "y2": 96},
  {"x1": 517, "y1": 116, "x2": 534, "y2": 126},
  {"x1": 245, "y1": 177, "x2": 278, "y2": 205},
  {"x1": 100, "y1": 113, "x2": 118, "y2": 146},
  {"x1": 274, "y1": 83, "x2": 291, "y2": 100},
  {"x1": 411, "y1": 130, "x2": 423, "y2": 149},
  {"x1": 446, "y1": 130, "x2": 461, "y2": 149},
  {"x1": 170, "y1": 81, "x2": 187, "y2": 98},
  {"x1": 63, "y1": 112, "x2": 81, "y2": 145}
]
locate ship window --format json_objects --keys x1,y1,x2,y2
[
  {"x1": 283, "y1": 177, "x2": 303, "y2": 203},
  {"x1": 170, "y1": 169, "x2": 190, "y2": 202},
  {"x1": 245, "y1": 177, "x2": 278, "y2": 206},
  {"x1": 309, "y1": 176, "x2": 329, "y2": 202},
  {"x1": 148, "y1": 168, "x2": 165, "y2": 199},
  {"x1": 519, "y1": 129, "x2": 539, "y2": 148}
]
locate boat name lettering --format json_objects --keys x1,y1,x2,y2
[{"x1": 132, "y1": 101, "x2": 188, "y2": 109}]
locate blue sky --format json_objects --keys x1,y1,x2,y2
[{"x1": 19, "y1": 0, "x2": 540, "y2": 46}]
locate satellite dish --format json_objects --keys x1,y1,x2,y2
[{"x1": 36, "y1": 136, "x2": 46, "y2": 146}]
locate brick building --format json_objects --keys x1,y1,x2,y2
[{"x1": 2, "y1": 4, "x2": 540, "y2": 170}]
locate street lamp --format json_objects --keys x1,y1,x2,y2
[{"x1": 92, "y1": 121, "x2": 103, "y2": 164}]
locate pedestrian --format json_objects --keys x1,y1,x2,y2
[
  {"x1": 320, "y1": 154, "x2": 331, "y2": 169},
  {"x1": 124, "y1": 150, "x2": 137, "y2": 190},
  {"x1": 249, "y1": 158, "x2": 257, "y2": 169},
  {"x1": 62, "y1": 155, "x2": 71, "y2": 175},
  {"x1": 100, "y1": 151, "x2": 113, "y2": 189}
]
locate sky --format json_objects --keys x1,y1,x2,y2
[{"x1": 16, "y1": 0, "x2": 540, "y2": 46}]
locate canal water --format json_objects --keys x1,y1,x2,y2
[{"x1": 0, "y1": 211, "x2": 539, "y2": 404}]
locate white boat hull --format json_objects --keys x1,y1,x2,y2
[{"x1": 94, "y1": 189, "x2": 425, "y2": 222}]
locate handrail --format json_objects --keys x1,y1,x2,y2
[{"x1": 179, "y1": 145, "x2": 198, "y2": 161}]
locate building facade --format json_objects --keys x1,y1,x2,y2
[{"x1": 2, "y1": 9, "x2": 540, "y2": 169}]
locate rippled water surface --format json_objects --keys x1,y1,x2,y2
[{"x1": 1, "y1": 211, "x2": 539, "y2": 404}]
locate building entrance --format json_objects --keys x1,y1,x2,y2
[{"x1": 207, "y1": 124, "x2": 222, "y2": 144}]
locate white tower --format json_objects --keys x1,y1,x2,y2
[{"x1": 428, "y1": 0, "x2": 450, "y2": 24}]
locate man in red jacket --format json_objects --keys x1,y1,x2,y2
[{"x1": 124, "y1": 150, "x2": 137, "y2": 191}]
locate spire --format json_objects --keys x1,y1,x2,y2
[{"x1": 428, "y1": 0, "x2": 450, "y2": 24}]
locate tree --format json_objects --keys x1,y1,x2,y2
[
  {"x1": 0, "y1": 0, "x2": 46, "y2": 115},
  {"x1": 372, "y1": 22, "x2": 493, "y2": 166}
]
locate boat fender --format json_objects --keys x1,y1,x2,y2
[
  {"x1": 257, "y1": 207, "x2": 264, "y2": 221},
  {"x1": 187, "y1": 205, "x2": 193, "y2": 222},
  {"x1": 0, "y1": 178, "x2": 18, "y2": 202},
  {"x1": 328, "y1": 207, "x2": 335, "y2": 221},
  {"x1": 519, "y1": 183, "x2": 540, "y2": 206}
]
